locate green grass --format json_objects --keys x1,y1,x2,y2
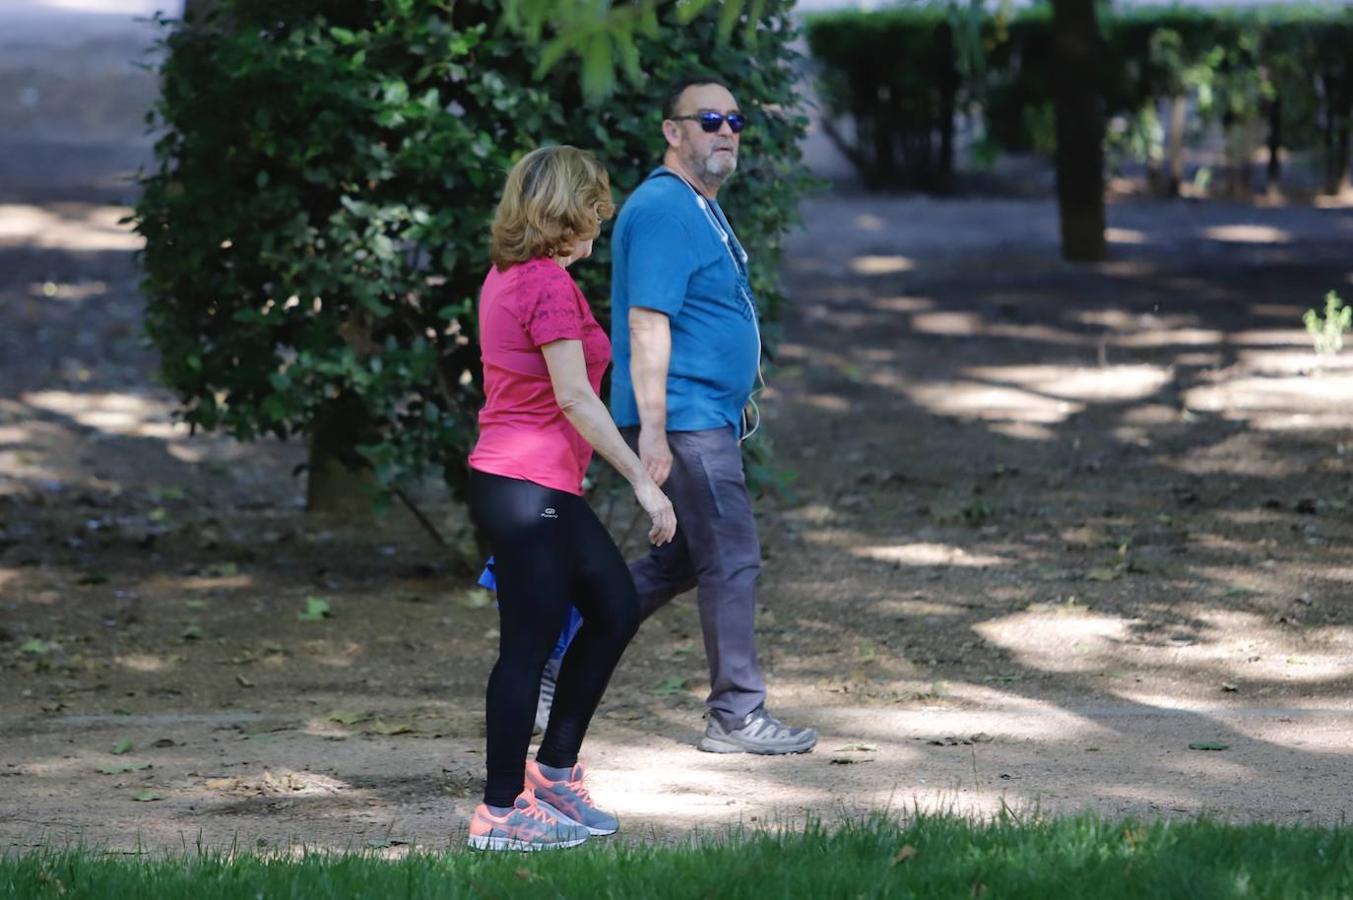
[{"x1": 5, "y1": 814, "x2": 1352, "y2": 899}]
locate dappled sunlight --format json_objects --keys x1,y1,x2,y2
[
  {"x1": 906, "y1": 381, "x2": 1081, "y2": 425},
  {"x1": 0, "y1": 567, "x2": 19, "y2": 591},
  {"x1": 1112, "y1": 328, "x2": 1225, "y2": 349},
  {"x1": 0, "y1": 204, "x2": 142, "y2": 252},
  {"x1": 1202, "y1": 224, "x2": 1293, "y2": 244},
  {"x1": 798, "y1": 393, "x2": 853, "y2": 413},
  {"x1": 876, "y1": 598, "x2": 969, "y2": 617},
  {"x1": 912, "y1": 311, "x2": 982, "y2": 335},
  {"x1": 852, "y1": 543, "x2": 1007, "y2": 568},
  {"x1": 989, "y1": 421, "x2": 1057, "y2": 441},
  {"x1": 23, "y1": 390, "x2": 182, "y2": 438},
  {"x1": 1232, "y1": 346, "x2": 1353, "y2": 376},
  {"x1": 850, "y1": 254, "x2": 915, "y2": 276},
  {"x1": 871, "y1": 295, "x2": 934, "y2": 313},
  {"x1": 853, "y1": 213, "x2": 887, "y2": 232},
  {"x1": 592, "y1": 744, "x2": 841, "y2": 818},
  {"x1": 813, "y1": 705, "x2": 1118, "y2": 745},
  {"x1": 1183, "y1": 373, "x2": 1353, "y2": 430},
  {"x1": 27, "y1": 280, "x2": 110, "y2": 303},
  {"x1": 974, "y1": 611, "x2": 1132, "y2": 674},
  {"x1": 1106, "y1": 227, "x2": 1148, "y2": 245},
  {"x1": 964, "y1": 364, "x2": 1173, "y2": 403},
  {"x1": 28, "y1": 0, "x2": 167, "y2": 12},
  {"x1": 1073, "y1": 309, "x2": 1198, "y2": 331},
  {"x1": 114, "y1": 654, "x2": 175, "y2": 673}
]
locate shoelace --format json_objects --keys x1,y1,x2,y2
[
  {"x1": 518, "y1": 799, "x2": 557, "y2": 825},
  {"x1": 564, "y1": 777, "x2": 593, "y2": 806}
]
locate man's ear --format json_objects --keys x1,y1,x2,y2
[{"x1": 661, "y1": 119, "x2": 681, "y2": 150}]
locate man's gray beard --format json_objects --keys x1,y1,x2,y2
[{"x1": 695, "y1": 151, "x2": 736, "y2": 189}]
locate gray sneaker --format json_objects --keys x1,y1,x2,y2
[
  {"x1": 534, "y1": 657, "x2": 560, "y2": 734},
  {"x1": 699, "y1": 707, "x2": 818, "y2": 754}
]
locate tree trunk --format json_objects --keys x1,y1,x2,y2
[
  {"x1": 1266, "y1": 95, "x2": 1283, "y2": 197},
  {"x1": 1167, "y1": 95, "x2": 1186, "y2": 197},
  {"x1": 1050, "y1": 0, "x2": 1106, "y2": 262},
  {"x1": 306, "y1": 392, "x2": 378, "y2": 521}
]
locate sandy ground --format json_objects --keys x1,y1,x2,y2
[{"x1": 3, "y1": 8, "x2": 1353, "y2": 855}]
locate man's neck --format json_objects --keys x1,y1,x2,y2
[{"x1": 662, "y1": 153, "x2": 721, "y2": 200}]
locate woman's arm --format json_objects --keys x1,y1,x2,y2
[{"x1": 540, "y1": 339, "x2": 675, "y2": 544}]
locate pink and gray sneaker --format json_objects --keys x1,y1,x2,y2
[
  {"x1": 525, "y1": 759, "x2": 619, "y2": 836},
  {"x1": 466, "y1": 787, "x2": 590, "y2": 852}
]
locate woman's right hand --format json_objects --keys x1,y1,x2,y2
[{"x1": 634, "y1": 478, "x2": 676, "y2": 546}]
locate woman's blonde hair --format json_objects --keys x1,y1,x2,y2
[{"x1": 490, "y1": 145, "x2": 615, "y2": 269}]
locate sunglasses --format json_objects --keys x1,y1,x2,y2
[{"x1": 670, "y1": 111, "x2": 747, "y2": 134}]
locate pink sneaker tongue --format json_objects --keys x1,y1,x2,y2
[{"x1": 569, "y1": 763, "x2": 585, "y2": 781}]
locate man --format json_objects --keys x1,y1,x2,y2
[{"x1": 540, "y1": 75, "x2": 817, "y2": 755}]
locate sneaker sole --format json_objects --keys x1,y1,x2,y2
[
  {"x1": 466, "y1": 833, "x2": 588, "y2": 851},
  {"x1": 535, "y1": 798, "x2": 619, "y2": 836},
  {"x1": 698, "y1": 735, "x2": 817, "y2": 755}
]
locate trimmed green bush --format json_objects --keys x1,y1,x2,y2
[{"x1": 134, "y1": 0, "x2": 810, "y2": 506}]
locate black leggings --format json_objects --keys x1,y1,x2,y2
[{"x1": 468, "y1": 470, "x2": 640, "y2": 808}]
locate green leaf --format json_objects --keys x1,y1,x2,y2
[
  {"x1": 19, "y1": 639, "x2": 50, "y2": 656},
  {"x1": 369, "y1": 719, "x2": 415, "y2": 736},
  {"x1": 650, "y1": 676, "x2": 690, "y2": 697},
  {"x1": 328, "y1": 710, "x2": 371, "y2": 725},
  {"x1": 298, "y1": 596, "x2": 332, "y2": 621},
  {"x1": 131, "y1": 791, "x2": 164, "y2": 802},
  {"x1": 112, "y1": 739, "x2": 134, "y2": 756},
  {"x1": 1188, "y1": 741, "x2": 1230, "y2": 751},
  {"x1": 181, "y1": 625, "x2": 205, "y2": 641}
]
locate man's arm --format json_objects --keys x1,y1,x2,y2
[{"x1": 629, "y1": 307, "x2": 673, "y2": 486}]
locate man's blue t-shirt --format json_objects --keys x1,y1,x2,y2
[{"x1": 609, "y1": 168, "x2": 759, "y2": 434}]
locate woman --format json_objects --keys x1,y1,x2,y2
[{"x1": 465, "y1": 145, "x2": 676, "y2": 852}]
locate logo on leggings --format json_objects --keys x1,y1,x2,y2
[{"x1": 541, "y1": 507, "x2": 558, "y2": 519}]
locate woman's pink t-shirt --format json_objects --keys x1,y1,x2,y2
[{"x1": 468, "y1": 258, "x2": 611, "y2": 495}]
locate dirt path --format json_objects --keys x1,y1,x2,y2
[
  {"x1": 4, "y1": 188, "x2": 1353, "y2": 852},
  {"x1": 4, "y1": 14, "x2": 1353, "y2": 848}
]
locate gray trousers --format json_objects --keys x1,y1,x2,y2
[{"x1": 623, "y1": 426, "x2": 767, "y2": 728}]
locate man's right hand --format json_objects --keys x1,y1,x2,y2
[{"x1": 638, "y1": 425, "x2": 673, "y2": 487}]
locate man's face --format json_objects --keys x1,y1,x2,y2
[{"x1": 665, "y1": 83, "x2": 741, "y2": 181}]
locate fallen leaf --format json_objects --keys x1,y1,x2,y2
[
  {"x1": 1220, "y1": 682, "x2": 1238, "y2": 693},
  {"x1": 461, "y1": 590, "x2": 494, "y2": 610},
  {"x1": 369, "y1": 719, "x2": 415, "y2": 736},
  {"x1": 298, "y1": 597, "x2": 331, "y2": 622},
  {"x1": 829, "y1": 757, "x2": 872, "y2": 765},
  {"x1": 112, "y1": 739, "x2": 133, "y2": 755},
  {"x1": 650, "y1": 676, "x2": 690, "y2": 696},
  {"x1": 834, "y1": 743, "x2": 879, "y2": 753},
  {"x1": 152, "y1": 738, "x2": 177, "y2": 749},
  {"x1": 184, "y1": 599, "x2": 209, "y2": 610},
  {"x1": 970, "y1": 732, "x2": 995, "y2": 743},
  {"x1": 181, "y1": 625, "x2": 205, "y2": 641},
  {"x1": 98, "y1": 763, "x2": 152, "y2": 775},
  {"x1": 1085, "y1": 567, "x2": 1122, "y2": 582},
  {"x1": 328, "y1": 710, "x2": 371, "y2": 725},
  {"x1": 891, "y1": 844, "x2": 917, "y2": 866},
  {"x1": 20, "y1": 639, "x2": 50, "y2": 656},
  {"x1": 1188, "y1": 741, "x2": 1229, "y2": 751},
  {"x1": 131, "y1": 791, "x2": 163, "y2": 802},
  {"x1": 236, "y1": 674, "x2": 256, "y2": 688}
]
